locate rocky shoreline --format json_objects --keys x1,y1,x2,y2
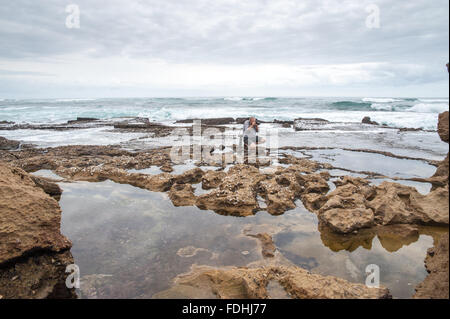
[{"x1": 0, "y1": 112, "x2": 448, "y2": 299}]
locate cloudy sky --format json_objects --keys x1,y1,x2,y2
[{"x1": 0, "y1": 0, "x2": 448, "y2": 98}]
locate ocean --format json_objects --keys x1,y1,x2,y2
[{"x1": 0, "y1": 96, "x2": 448, "y2": 130}]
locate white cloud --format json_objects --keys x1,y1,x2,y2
[{"x1": 0, "y1": 0, "x2": 448, "y2": 97}]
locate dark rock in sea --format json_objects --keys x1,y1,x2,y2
[
  {"x1": 176, "y1": 117, "x2": 235, "y2": 125},
  {"x1": 67, "y1": 117, "x2": 99, "y2": 124},
  {"x1": 0, "y1": 136, "x2": 20, "y2": 150},
  {"x1": 362, "y1": 116, "x2": 379, "y2": 125},
  {"x1": 399, "y1": 127, "x2": 423, "y2": 132},
  {"x1": 274, "y1": 119, "x2": 293, "y2": 128}
]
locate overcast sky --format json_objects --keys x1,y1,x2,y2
[{"x1": 0, "y1": 0, "x2": 448, "y2": 98}]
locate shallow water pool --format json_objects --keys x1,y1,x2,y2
[{"x1": 59, "y1": 180, "x2": 447, "y2": 299}]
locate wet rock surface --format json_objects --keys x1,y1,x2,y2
[
  {"x1": 438, "y1": 111, "x2": 449, "y2": 143},
  {"x1": 0, "y1": 136, "x2": 20, "y2": 150},
  {"x1": 0, "y1": 250, "x2": 76, "y2": 299},
  {"x1": 0, "y1": 114, "x2": 448, "y2": 299},
  {"x1": 153, "y1": 264, "x2": 391, "y2": 299},
  {"x1": 414, "y1": 234, "x2": 449, "y2": 299},
  {"x1": 306, "y1": 176, "x2": 449, "y2": 234},
  {"x1": 0, "y1": 162, "x2": 74, "y2": 299},
  {"x1": 0, "y1": 163, "x2": 71, "y2": 264}
]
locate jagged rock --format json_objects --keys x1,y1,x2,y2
[
  {"x1": 311, "y1": 176, "x2": 449, "y2": 234},
  {"x1": 367, "y1": 182, "x2": 449, "y2": 226},
  {"x1": 173, "y1": 168, "x2": 204, "y2": 184},
  {"x1": 0, "y1": 136, "x2": 20, "y2": 150},
  {"x1": 438, "y1": 111, "x2": 449, "y2": 143},
  {"x1": 0, "y1": 250, "x2": 76, "y2": 299},
  {"x1": 168, "y1": 183, "x2": 196, "y2": 206},
  {"x1": 258, "y1": 173, "x2": 299, "y2": 215},
  {"x1": 160, "y1": 164, "x2": 173, "y2": 173},
  {"x1": 195, "y1": 165, "x2": 265, "y2": 216},
  {"x1": 362, "y1": 116, "x2": 379, "y2": 125},
  {"x1": 29, "y1": 176, "x2": 62, "y2": 200},
  {"x1": 201, "y1": 170, "x2": 227, "y2": 189},
  {"x1": 0, "y1": 163, "x2": 72, "y2": 265},
  {"x1": 319, "y1": 208, "x2": 375, "y2": 234},
  {"x1": 414, "y1": 234, "x2": 449, "y2": 299},
  {"x1": 153, "y1": 265, "x2": 391, "y2": 299}
]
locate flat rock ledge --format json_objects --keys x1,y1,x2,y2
[{"x1": 153, "y1": 265, "x2": 391, "y2": 299}]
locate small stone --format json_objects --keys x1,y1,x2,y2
[
  {"x1": 11, "y1": 276, "x2": 18, "y2": 281},
  {"x1": 241, "y1": 251, "x2": 250, "y2": 255}
]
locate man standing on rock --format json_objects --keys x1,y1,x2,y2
[{"x1": 243, "y1": 117, "x2": 265, "y2": 149}]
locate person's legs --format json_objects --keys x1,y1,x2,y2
[{"x1": 256, "y1": 136, "x2": 265, "y2": 144}]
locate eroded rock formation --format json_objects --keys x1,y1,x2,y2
[
  {"x1": 0, "y1": 136, "x2": 20, "y2": 150},
  {"x1": 153, "y1": 265, "x2": 391, "y2": 299},
  {"x1": 414, "y1": 234, "x2": 449, "y2": 299},
  {"x1": 313, "y1": 176, "x2": 448, "y2": 234},
  {"x1": 0, "y1": 162, "x2": 74, "y2": 299}
]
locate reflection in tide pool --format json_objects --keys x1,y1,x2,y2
[{"x1": 59, "y1": 180, "x2": 446, "y2": 299}]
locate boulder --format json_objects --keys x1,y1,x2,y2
[
  {"x1": 0, "y1": 163, "x2": 72, "y2": 265},
  {"x1": 0, "y1": 136, "x2": 20, "y2": 150},
  {"x1": 362, "y1": 116, "x2": 379, "y2": 125},
  {"x1": 168, "y1": 183, "x2": 196, "y2": 206},
  {"x1": 313, "y1": 177, "x2": 449, "y2": 234}
]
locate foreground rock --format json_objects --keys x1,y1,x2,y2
[
  {"x1": 153, "y1": 265, "x2": 391, "y2": 299},
  {"x1": 0, "y1": 162, "x2": 74, "y2": 298},
  {"x1": 414, "y1": 234, "x2": 449, "y2": 299},
  {"x1": 431, "y1": 111, "x2": 449, "y2": 187},
  {"x1": 0, "y1": 163, "x2": 71, "y2": 264},
  {"x1": 0, "y1": 251, "x2": 76, "y2": 299},
  {"x1": 312, "y1": 177, "x2": 449, "y2": 233},
  {"x1": 0, "y1": 136, "x2": 20, "y2": 150},
  {"x1": 438, "y1": 111, "x2": 449, "y2": 143}
]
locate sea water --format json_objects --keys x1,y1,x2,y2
[{"x1": 0, "y1": 96, "x2": 448, "y2": 129}]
